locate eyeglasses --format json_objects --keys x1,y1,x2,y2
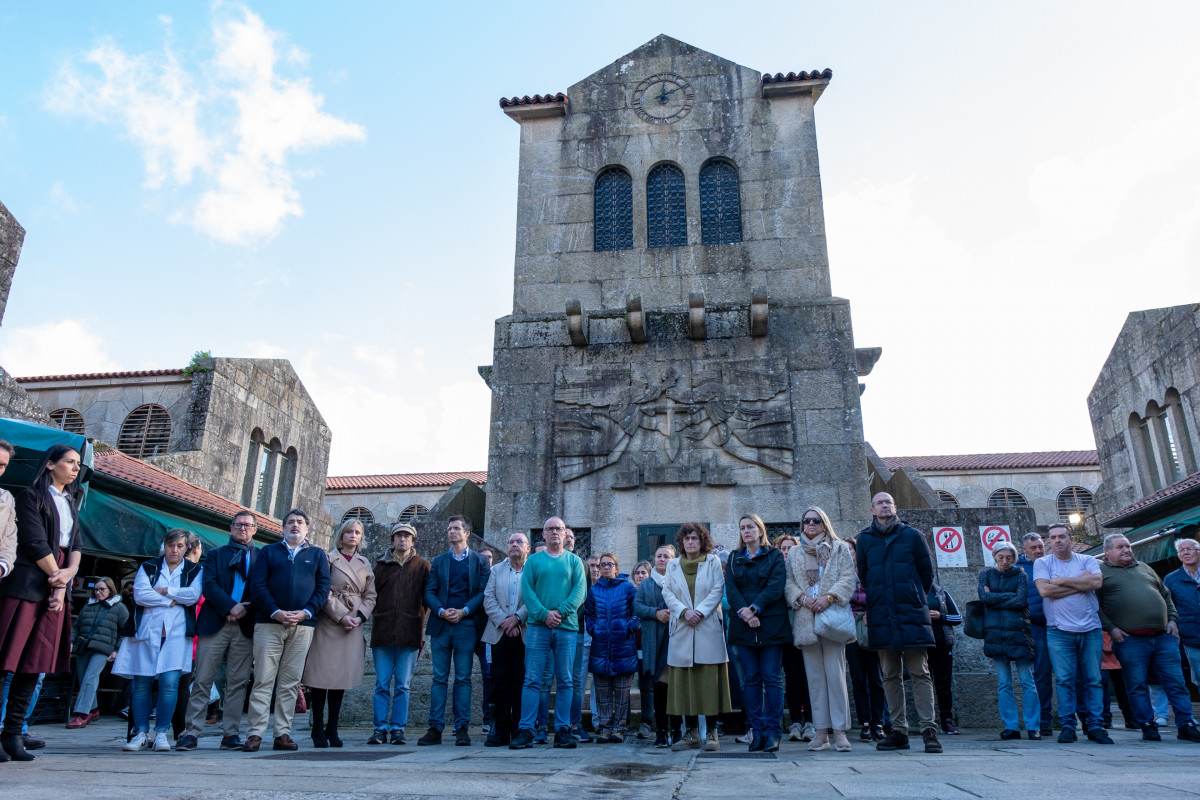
[
  {"x1": 599, "y1": 562, "x2": 617, "y2": 569},
  {"x1": 802, "y1": 518, "x2": 822, "y2": 525},
  {"x1": 232, "y1": 523, "x2": 257, "y2": 529}
]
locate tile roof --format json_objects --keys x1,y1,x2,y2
[
  {"x1": 93, "y1": 449, "x2": 281, "y2": 533},
  {"x1": 882, "y1": 451, "x2": 1099, "y2": 472},
  {"x1": 499, "y1": 93, "x2": 568, "y2": 109},
  {"x1": 327, "y1": 471, "x2": 487, "y2": 491},
  {"x1": 1107, "y1": 469, "x2": 1200, "y2": 524},
  {"x1": 1071, "y1": 541, "x2": 1091, "y2": 553},
  {"x1": 16, "y1": 369, "x2": 186, "y2": 383},
  {"x1": 762, "y1": 69, "x2": 833, "y2": 84}
]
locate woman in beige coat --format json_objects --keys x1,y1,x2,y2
[
  {"x1": 662, "y1": 522, "x2": 732, "y2": 752},
  {"x1": 303, "y1": 519, "x2": 377, "y2": 747},
  {"x1": 784, "y1": 506, "x2": 856, "y2": 752}
]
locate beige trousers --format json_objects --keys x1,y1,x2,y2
[
  {"x1": 246, "y1": 623, "x2": 313, "y2": 739},
  {"x1": 878, "y1": 647, "x2": 936, "y2": 735},
  {"x1": 184, "y1": 620, "x2": 254, "y2": 738},
  {"x1": 801, "y1": 637, "x2": 851, "y2": 732}
]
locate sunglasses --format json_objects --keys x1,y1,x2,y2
[{"x1": 802, "y1": 518, "x2": 822, "y2": 525}]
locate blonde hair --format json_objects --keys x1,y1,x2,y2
[
  {"x1": 801, "y1": 506, "x2": 840, "y2": 541},
  {"x1": 336, "y1": 518, "x2": 365, "y2": 554},
  {"x1": 738, "y1": 513, "x2": 771, "y2": 551}
]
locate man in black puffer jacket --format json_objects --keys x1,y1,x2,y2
[{"x1": 856, "y1": 492, "x2": 940, "y2": 754}]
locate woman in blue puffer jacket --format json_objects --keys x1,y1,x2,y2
[{"x1": 586, "y1": 552, "x2": 641, "y2": 743}]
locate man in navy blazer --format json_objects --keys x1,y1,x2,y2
[
  {"x1": 417, "y1": 515, "x2": 489, "y2": 747},
  {"x1": 177, "y1": 510, "x2": 261, "y2": 752}
]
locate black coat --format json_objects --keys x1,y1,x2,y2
[
  {"x1": 928, "y1": 583, "x2": 962, "y2": 649},
  {"x1": 0, "y1": 486, "x2": 82, "y2": 602},
  {"x1": 197, "y1": 542, "x2": 260, "y2": 638},
  {"x1": 856, "y1": 519, "x2": 935, "y2": 649},
  {"x1": 725, "y1": 546, "x2": 791, "y2": 647},
  {"x1": 977, "y1": 567, "x2": 1033, "y2": 661},
  {"x1": 423, "y1": 550, "x2": 489, "y2": 638}
]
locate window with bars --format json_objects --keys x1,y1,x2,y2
[
  {"x1": 594, "y1": 167, "x2": 633, "y2": 252},
  {"x1": 342, "y1": 507, "x2": 375, "y2": 525},
  {"x1": 117, "y1": 404, "x2": 172, "y2": 458},
  {"x1": 273, "y1": 447, "x2": 297, "y2": 519},
  {"x1": 399, "y1": 504, "x2": 428, "y2": 525},
  {"x1": 988, "y1": 488, "x2": 1028, "y2": 508},
  {"x1": 647, "y1": 163, "x2": 687, "y2": 248},
  {"x1": 936, "y1": 490, "x2": 960, "y2": 508},
  {"x1": 50, "y1": 408, "x2": 86, "y2": 436},
  {"x1": 699, "y1": 159, "x2": 742, "y2": 244},
  {"x1": 1057, "y1": 486, "x2": 1093, "y2": 519},
  {"x1": 765, "y1": 522, "x2": 802, "y2": 542}
]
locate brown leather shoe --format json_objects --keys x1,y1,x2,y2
[
  {"x1": 273, "y1": 734, "x2": 299, "y2": 751},
  {"x1": 242, "y1": 735, "x2": 262, "y2": 752}
]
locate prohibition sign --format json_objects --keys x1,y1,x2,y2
[
  {"x1": 981, "y1": 526, "x2": 1010, "y2": 551},
  {"x1": 936, "y1": 527, "x2": 962, "y2": 552}
]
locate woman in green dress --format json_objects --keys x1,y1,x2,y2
[{"x1": 661, "y1": 522, "x2": 732, "y2": 751}]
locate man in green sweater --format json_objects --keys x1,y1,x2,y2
[
  {"x1": 509, "y1": 517, "x2": 587, "y2": 750},
  {"x1": 1098, "y1": 534, "x2": 1200, "y2": 743}
]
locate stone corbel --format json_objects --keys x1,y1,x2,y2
[
  {"x1": 750, "y1": 287, "x2": 768, "y2": 337},
  {"x1": 855, "y1": 347, "x2": 882, "y2": 377},
  {"x1": 688, "y1": 292, "x2": 706, "y2": 340},
  {"x1": 566, "y1": 299, "x2": 588, "y2": 347},
  {"x1": 626, "y1": 296, "x2": 646, "y2": 343}
]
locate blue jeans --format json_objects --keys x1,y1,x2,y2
[
  {"x1": 738, "y1": 645, "x2": 784, "y2": 737},
  {"x1": 520, "y1": 625, "x2": 578, "y2": 732},
  {"x1": 1046, "y1": 626, "x2": 1103, "y2": 730},
  {"x1": 133, "y1": 671, "x2": 181, "y2": 734},
  {"x1": 1030, "y1": 623, "x2": 1054, "y2": 730},
  {"x1": 993, "y1": 658, "x2": 1040, "y2": 731},
  {"x1": 1183, "y1": 644, "x2": 1200, "y2": 691},
  {"x1": 372, "y1": 646, "x2": 419, "y2": 732},
  {"x1": 428, "y1": 621, "x2": 477, "y2": 732},
  {"x1": 572, "y1": 636, "x2": 589, "y2": 728},
  {"x1": 1113, "y1": 633, "x2": 1195, "y2": 727}
]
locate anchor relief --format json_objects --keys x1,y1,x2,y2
[{"x1": 552, "y1": 359, "x2": 795, "y2": 483}]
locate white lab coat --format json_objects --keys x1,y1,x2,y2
[{"x1": 113, "y1": 559, "x2": 202, "y2": 677}]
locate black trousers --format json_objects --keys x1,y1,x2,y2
[
  {"x1": 928, "y1": 641, "x2": 955, "y2": 722},
  {"x1": 846, "y1": 641, "x2": 888, "y2": 727},
  {"x1": 782, "y1": 643, "x2": 812, "y2": 725},
  {"x1": 490, "y1": 636, "x2": 525, "y2": 736}
]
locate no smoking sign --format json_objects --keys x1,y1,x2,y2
[
  {"x1": 979, "y1": 525, "x2": 1012, "y2": 558},
  {"x1": 934, "y1": 526, "x2": 967, "y2": 568}
]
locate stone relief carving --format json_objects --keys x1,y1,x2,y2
[{"x1": 552, "y1": 360, "x2": 794, "y2": 482}]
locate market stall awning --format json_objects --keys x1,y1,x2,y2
[
  {"x1": 1084, "y1": 503, "x2": 1200, "y2": 563},
  {"x1": 0, "y1": 417, "x2": 92, "y2": 494},
  {"x1": 79, "y1": 489, "x2": 237, "y2": 559}
]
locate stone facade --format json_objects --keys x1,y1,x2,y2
[
  {"x1": 0, "y1": 199, "x2": 23, "y2": 328},
  {"x1": 1087, "y1": 304, "x2": 1200, "y2": 523},
  {"x1": 483, "y1": 36, "x2": 875, "y2": 567}
]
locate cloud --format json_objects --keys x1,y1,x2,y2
[
  {"x1": 0, "y1": 320, "x2": 121, "y2": 376},
  {"x1": 43, "y1": 3, "x2": 364, "y2": 245},
  {"x1": 49, "y1": 181, "x2": 78, "y2": 213}
]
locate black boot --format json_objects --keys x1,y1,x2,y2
[
  {"x1": 325, "y1": 690, "x2": 344, "y2": 747},
  {"x1": 1, "y1": 733, "x2": 34, "y2": 762}
]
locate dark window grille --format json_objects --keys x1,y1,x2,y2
[
  {"x1": 765, "y1": 522, "x2": 802, "y2": 542},
  {"x1": 988, "y1": 488, "x2": 1028, "y2": 508},
  {"x1": 699, "y1": 160, "x2": 742, "y2": 244},
  {"x1": 343, "y1": 507, "x2": 374, "y2": 525},
  {"x1": 117, "y1": 404, "x2": 171, "y2": 458},
  {"x1": 594, "y1": 168, "x2": 633, "y2": 251},
  {"x1": 936, "y1": 490, "x2": 959, "y2": 508},
  {"x1": 1056, "y1": 487, "x2": 1093, "y2": 519},
  {"x1": 50, "y1": 408, "x2": 86, "y2": 436},
  {"x1": 647, "y1": 164, "x2": 687, "y2": 248},
  {"x1": 399, "y1": 504, "x2": 428, "y2": 525}
]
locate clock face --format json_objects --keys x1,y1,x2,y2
[{"x1": 631, "y1": 73, "x2": 695, "y2": 125}]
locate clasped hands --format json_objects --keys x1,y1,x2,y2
[
  {"x1": 797, "y1": 594, "x2": 831, "y2": 614},
  {"x1": 272, "y1": 609, "x2": 307, "y2": 626},
  {"x1": 737, "y1": 606, "x2": 761, "y2": 629}
]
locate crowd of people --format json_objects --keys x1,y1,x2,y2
[{"x1": 1, "y1": 439, "x2": 1199, "y2": 762}]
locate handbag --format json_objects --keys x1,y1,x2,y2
[
  {"x1": 72, "y1": 604, "x2": 114, "y2": 655},
  {"x1": 814, "y1": 601, "x2": 856, "y2": 644},
  {"x1": 295, "y1": 685, "x2": 308, "y2": 714},
  {"x1": 963, "y1": 600, "x2": 986, "y2": 640},
  {"x1": 854, "y1": 611, "x2": 877, "y2": 650}
]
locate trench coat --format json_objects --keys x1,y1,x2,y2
[
  {"x1": 302, "y1": 550, "x2": 377, "y2": 690},
  {"x1": 662, "y1": 555, "x2": 728, "y2": 668}
]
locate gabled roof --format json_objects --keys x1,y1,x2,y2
[
  {"x1": 882, "y1": 451, "x2": 1099, "y2": 472},
  {"x1": 327, "y1": 471, "x2": 487, "y2": 491},
  {"x1": 93, "y1": 449, "x2": 281, "y2": 534},
  {"x1": 1106, "y1": 469, "x2": 1200, "y2": 526},
  {"x1": 16, "y1": 369, "x2": 186, "y2": 383}
]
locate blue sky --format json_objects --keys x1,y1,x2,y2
[{"x1": 1, "y1": 2, "x2": 1197, "y2": 475}]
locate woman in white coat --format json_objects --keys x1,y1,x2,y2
[
  {"x1": 113, "y1": 529, "x2": 203, "y2": 752},
  {"x1": 784, "y1": 506, "x2": 857, "y2": 752},
  {"x1": 662, "y1": 522, "x2": 732, "y2": 752}
]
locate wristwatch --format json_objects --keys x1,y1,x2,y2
[{"x1": 826, "y1": 594, "x2": 837, "y2": 605}]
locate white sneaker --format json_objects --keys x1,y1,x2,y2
[
  {"x1": 124, "y1": 732, "x2": 149, "y2": 751},
  {"x1": 153, "y1": 731, "x2": 172, "y2": 751},
  {"x1": 735, "y1": 731, "x2": 753, "y2": 744},
  {"x1": 789, "y1": 722, "x2": 804, "y2": 741},
  {"x1": 801, "y1": 722, "x2": 816, "y2": 742}
]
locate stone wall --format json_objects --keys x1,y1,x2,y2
[
  {"x1": 918, "y1": 469, "x2": 1102, "y2": 527},
  {"x1": 324, "y1": 487, "x2": 447, "y2": 530},
  {"x1": 21, "y1": 373, "x2": 193, "y2": 448},
  {"x1": 0, "y1": 199, "x2": 24, "y2": 328},
  {"x1": 1088, "y1": 304, "x2": 1200, "y2": 522}
]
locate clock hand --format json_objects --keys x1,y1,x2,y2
[{"x1": 656, "y1": 83, "x2": 680, "y2": 104}]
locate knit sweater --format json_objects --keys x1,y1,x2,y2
[
  {"x1": 520, "y1": 550, "x2": 587, "y2": 631},
  {"x1": 1097, "y1": 559, "x2": 1177, "y2": 634}
]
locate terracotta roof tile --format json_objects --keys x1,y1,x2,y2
[
  {"x1": 1107, "y1": 470, "x2": 1200, "y2": 524},
  {"x1": 762, "y1": 69, "x2": 833, "y2": 84},
  {"x1": 326, "y1": 471, "x2": 487, "y2": 491},
  {"x1": 499, "y1": 93, "x2": 568, "y2": 109},
  {"x1": 1071, "y1": 541, "x2": 1091, "y2": 553},
  {"x1": 94, "y1": 449, "x2": 281, "y2": 533},
  {"x1": 882, "y1": 451, "x2": 1099, "y2": 472},
  {"x1": 16, "y1": 369, "x2": 185, "y2": 383}
]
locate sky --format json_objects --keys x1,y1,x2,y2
[{"x1": 1, "y1": 2, "x2": 1197, "y2": 477}]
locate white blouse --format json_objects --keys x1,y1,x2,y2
[{"x1": 48, "y1": 486, "x2": 73, "y2": 547}]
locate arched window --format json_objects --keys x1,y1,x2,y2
[
  {"x1": 594, "y1": 167, "x2": 633, "y2": 252},
  {"x1": 1057, "y1": 486, "x2": 1093, "y2": 520},
  {"x1": 273, "y1": 446, "x2": 297, "y2": 519},
  {"x1": 988, "y1": 488, "x2": 1028, "y2": 508},
  {"x1": 241, "y1": 429, "x2": 265, "y2": 507},
  {"x1": 254, "y1": 438, "x2": 281, "y2": 516},
  {"x1": 646, "y1": 163, "x2": 687, "y2": 248},
  {"x1": 342, "y1": 507, "x2": 374, "y2": 525},
  {"x1": 936, "y1": 490, "x2": 959, "y2": 508},
  {"x1": 50, "y1": 408, "x2": 86, "y2": 436},
  {"x1": 699, "y1": 159, "x2": 742, "y2": 244},
  {"x1": 399, "y1": 504, "x2": 429, "y2": 525},
  {"x1": 117, "y1": 404, "x2": 172, "y2": 458}
]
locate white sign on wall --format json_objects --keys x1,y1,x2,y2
[
  {"x1": 933, "y1": 526, "x2": 968, "y2": 568},
  {"x1": 979, "y1": 525, "x2": 1012, "y2": 559}
]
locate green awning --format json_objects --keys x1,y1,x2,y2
[
  {"x1": 0, "y1": 417, "x2": 93, "y2": 494},
  {"x1": 79, "y1": 489, "x2": 237, "y2": 559},
  {"x1": 1086, "y1": 503, "x2": 1200, "y2": 563}
]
